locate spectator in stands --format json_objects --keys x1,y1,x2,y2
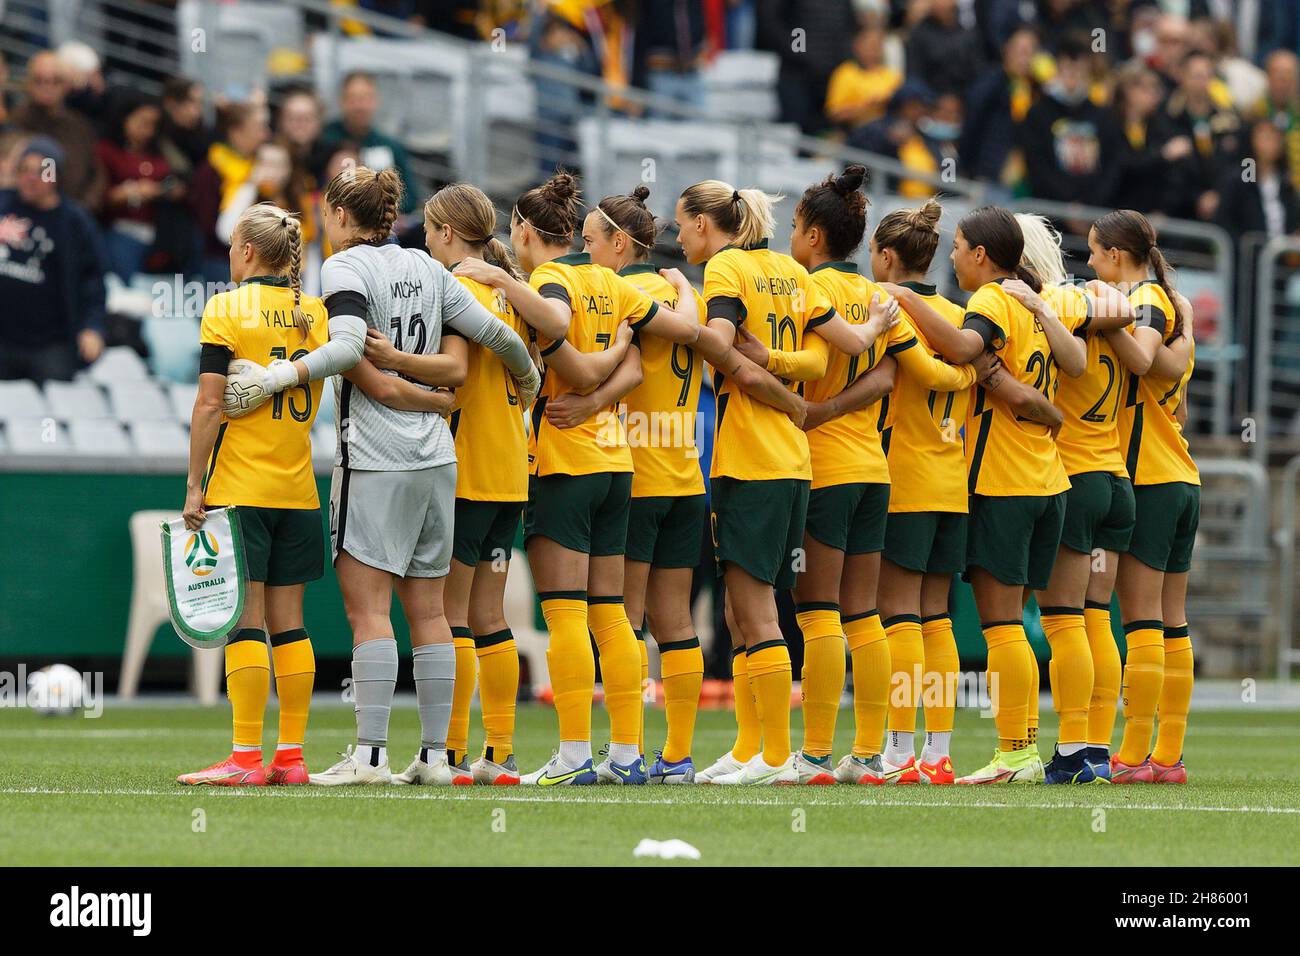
[
  {"x1": 757, "y1": 0, "x2": 858, "y2": 136},
  {"x1": 1216, "y1": 117, "x2": 1300, "y2": 242},
  {"x1": 848, "y1": 79, "x2": 940, "y2": 197},
  {"x1": 190, "y1": 101, "x2": 270, "y2": 283},
  {"x1": 1032, "y1": 0, "x2": 1108, "y2": 55},
  {"x1": 0, "y1": 52, "x2": 10, "y2": 126},
  {"x1": 12, "y1": 51, "x2": 105, "y2": 212},
  {"x1": 1196, "y1": 18, "x2": 1266, "y2": 111},
  {"x1": 1253, "y1": 49, "x2": 1300, "y2": 192},
  {"x1": 55, "y1": 42, "x2": 109, "y2": 136},
  {"x1": 215, "y1": 140, "x2": 315, "y2": 251},
  {"x1": 159, "y1": 78, "x2": 211, "y2": 175},
  {"x1": 1160, "y1": 49, "x2": 1244, "y2": 221},
  {"x1": 1111, "y1": 62, "x2": 1183, "y2": 214},
  {"x1": 318, "y1": 72, "x2": 418, "y2": 213},
  {"x1": 1149, "y1": 12, "x2": 1192, "y2": 95},
  {"x1": 1016, "y1": 31, "x2": 1120, "y2": 207},
  {"x1": 96, "y1": 92, "x2": 182, "y2": 282},
  {"x1": 635, "y1": 0, "x2": 709, "y2": 115},
  {"x1": 959, "y1": 24, "x2": 1039, "y2": 186},
  {"x1": 903, "y1": 0, "x2": 984, "y2": 97},
  {"x1": 824, "y1": 24, "x2": 902, "y2": 132},
  {"x1": 0, "y1": 138, "x2": 107, "y2": 384},
  {"x1": 275, "y1": 88, "x2": 328, "y2": 184}
]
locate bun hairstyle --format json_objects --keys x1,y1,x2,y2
[
  {"x1": 235, "y1": 202, "x2": 308, "y2": 340},
  {"x1": 1014, "y1": 213, "x2": 1068, "y2": 286},
  {"x1": 795, "y1": 163, "x2": 870, "y2": 261},
  {"x1": 873, "y1": 198, "x2": 942, "y2": 274},
  {"x1": 679, "y1": 179, "x2": 779, "y2": 249},
  {"x1": 425, "y1": 182, "x2": 522, "y2": 280},
  {"x1": 958, "y1": 205, "x2": 1042, "y2": 293},
  {"x1": 595, "y1": 184, "x2": 659, "y2": 258},
  {"x1": 514, "y1": 169, "x2": 583, "y2": 243},
  {"x1": 323, "y1": 163, "x2": 403, "y2": 247},
  {"x1": 1092, "y1": 208, "x2": 1184, "y2": 337}
]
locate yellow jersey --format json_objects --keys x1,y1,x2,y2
[
  {"x1": 199, "y1": 276, "x2": 329, "y2": 510},
  {"x1": 528, "y1": 252, "x2": 658, "y2": 477},
  {"x1": 963, "y1": 280, "x2": 1071, "y2": 497},
  {"x1": 883, "y1": 283, "x2": 974, "y2": 513},
  {"x1": 1118, "y1": 280, "x2": 1200, "y2": 487},
  {"x1": 448, "y1": 272, "x2": 530, "y2": 501},
  {"x1": 1045, "y1": 282, "x2": 1127, "y2": 478},
  {"x1": 824, "y1": 60, "x2": 903, "y2": 123},
  {"x1": 704, "y1": 241, "x2": 834, "y2": 482},
  {"x1": 619, "y1": 264, "x2": 707, "y2": 499}
]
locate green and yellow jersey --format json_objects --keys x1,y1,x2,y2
[
  {"x1": 704, "y1": 240, "x2": 833, "y2": 482},
  {"x1": 199, "y1": 276, "x2": 329, "y2": 509},
  {"x1": 448, "y1": 272, "x2": 530, "y2": 501},
  {"x1": 1118, "y1": 280, "x2": 1200, "y2": 487},
  {"x1": 883, "y1": 283, "x2": 975, "y2": 513},
  {"x1": 963, "y1": 280, "x2": 1071, "y2": 497},
  {"x1": 618, "y1": 264, "x2": 706, "y2": 499},
  {"x1": 528, "y1": 252, "x2": 658, "y2": 477}
]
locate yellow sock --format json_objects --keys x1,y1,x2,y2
[
  {"x1": 658, "y1": 637, "x2": 704, "y2": 762},
  {"x1": 636, "y1": 630, "x2": 649, "y2": 754},
  {"x1": 1085, "y1": 602, "x2": 1121, "y2": 748},
  {"x1": 1040, "y1": 609, "x2": 1093, "y2": 746},
  {"x1": 1117, "y1": 622, "x2": 1165, "y2": 765},
  {"x1": 730, "y1": 647, "x2": 761, "y2": 762},
  {"x1": 845, "y1": 611, "x2": 890, "y2": 758},
  {"x1": 1153, "y1": 627, "x2": 1193, "y2": 766},
  {"x1": 541, "y1": 592, "x2": 594, "y2": 744},
  {"x1": 747, "y1": 641, "x2": 792, "y2": 766},
  {"x1": 270, "y1": 629, "x2": 314, "y2": 748},
  {"x1": 589, "y1": 598, "x2": 641, "y2": 747},
  {"x1": 226, "y1": 629, "x2": 270, "y2": 750},
  {"x1": 795, "y1": 604, "x2": 845, "y2": 758},
  {"x1": 884, "y1": 615, "x2": 924, "y2": 737},
  {"x1": 445, "y1": 627, "x2": 476, "y2": 763},
  {"x1": 983, "y1": 622, "x2": 1032, "y2": 751},
  {"x1": 1027, "y1": 647, "x2": 1040, "y2": 745},
  {"x1": 921, "y1": 614, "x2": 959, "y2": 734},
  {"x1": 475, "y1": 629, "x2": 518, "y2": 759}
]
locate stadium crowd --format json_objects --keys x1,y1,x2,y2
[{"x1": 2, "y1": 0, "x2": 1299, "y2": 386}]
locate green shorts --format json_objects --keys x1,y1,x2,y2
[
  {"x1": 453, "y1": 498, "x2": 523, "y2": 566},
  {"x1": 1060, "y1": 471, "x2": 1136, "y2": 556},
  {"x1": 1129, "y1": 482, "x2": 1200, "y2": 573},
  {"x1": 805, "y1": 482, "x2": 890, "y2": 554},
  {"x1": 626, "y1": 494, "x2": 707, "y2": 568},
  {"x1": 711, "y1": 476, "x2": 810, "y2": 590},
  {"x1": 883, "y1": 510, "x2": 968, "y2": 575},
  {"x1": 965, "y1": 492, "x2": 1066, "y2": 591},
  {"x1": 225, "y1": 505, "x2": 324, "y2": 586},
  {"x1": 524, "y1": 472, "x2": 633, "y2": 556}
]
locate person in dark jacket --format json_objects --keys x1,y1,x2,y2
[
  {"x1": 756, "y1": 0, "x2": 858, "y2": 136},
  {"x1": 1111, "y1": 61, "x2": 1180, "y2": 214},
  {"x1": 1160, "y1": 49, "x2": 1244, "y2": 221},
  {"x1": 0, "y1": 138, "x2": 107, "y2": 384},
  {"x1": 1216, "y1": 117, "x2": 1300, "y2": 241},
  {"x1": 1015, "y1": 32, "x2": 1121, "y2": 206},
  {"x1": 959, "y1": 24, "x2": 1039, "y2": 184},
  {"x1": 635, "y1": 0, "x2": 709, "y2": 115},
  {"x1": 11, "y1": 51, "x2": 106, "y2": 213},
  {"x1": 904, "y1": 0, "x2": 984, "y2": 97}
]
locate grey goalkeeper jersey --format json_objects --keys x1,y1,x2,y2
[{"x1": 322, "y1": 243, "x2": 498, "y2": 472}]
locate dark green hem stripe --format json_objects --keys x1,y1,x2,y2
[
  {"x1": 1164, "y1": 624, "x2": 1190, "y2": 639},
  {"x1": 269, "y1": 627, "x2": 309, "y2": 647},
  {"x1": 981, "y1": 619, "x2": 1023, "y2": 629},
  {"x1": 841, "y1": 609, "x2": 880, "y2": 624},
  {"x1": 451, "y1": 626, "x2": 474, "y2": 640},
  {"x1": 730, "y1": 645, "x2": 746, "y2": 659},
  {"x1": 1123, "y1": 619, "x2": 1164, "y2": 633},
  {"x1": 1039, "y1": 606, "x2": 1084, "y2": 617},
  {"x1": 794, "y1": 601, "x2": 840, "y2": 613},
  {"x1": 746, "y1": 639, "x2": 787, "y2": 654},
  {"x1": 474, "y1": 628, "x2": 514, "y2": 648},
  {"x1": 538, "y1": 590, "x2": 587, "y2": 602},
  {"x1": 229, "y1": 628, "x2": 266, "y2": 644},
  {"x1": 657, "y1": 637, "x2": 701, "y2": 653},
  {"x1": 882, "y1": 614, "x2": 922, "y2": 628},
  {"x1": 588, "y1": 595, "x2": 623, "y2": 605},
  {"x1": 920, "y1": 614, "x2": 951, "y2": 624},
  {"x1": 1084, "y1": 600, "x2": 1112, "y2": 611}
]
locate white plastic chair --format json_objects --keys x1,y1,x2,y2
[
  {"x1": 168, "y1": 382, "x2": 198, "y2": 422},
  {"x1": 45, "y1": 381, "x2": 110, "y2": 420},
  {"x1": 85, "y1": 346, "x2": 148, "y2": 385},
  {"x1": 120, "y1": 510, "x2": 223, "y2": 705},
  {"x1": 503, "y1": 547, "x2": 549, "y2": 691},
  {"x1": 130, "y1": 420, "x2": 189, "y2": 457},
  {"x1": 0, "y1": 380, "x2": 48, "y2": 419},
  {"x1": 109, "y1": 381, "x2": 172, "y2": 422},
  {"x1": 4, "y1": 418, "x2": 69, "y2": 454},
  {"x1": 69, "y1": 419, "x2": 131, "y2": 456}
]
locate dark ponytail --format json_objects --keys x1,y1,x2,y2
[
  {"x1": 795, "y1": 164, "x2": 870, "y2": 261},
  {"x1": 514, "y1": 169, "x2": 583, "y2": 243},
  {"x1": 1093, "y1": 209, "x2": 1183, "y2": 337}
]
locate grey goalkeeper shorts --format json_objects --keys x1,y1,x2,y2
[{"x1": 330, "y1": 463, "x2": 457, "y2": 578}]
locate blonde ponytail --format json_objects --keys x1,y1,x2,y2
[
  {"x1": 234, "y1": 202, "x2": 309, "y2": 340},
  {"x1": 425, "y1": 182, "x2": 523, "y2": 280},
  {"x1": 1014, "y1": 212, "x2": 1068, "y2": 286},
  {"x1": 679, "y1": 179, "x2": 781, "y2": 248},
  {"x1": 323, "y1": 162, "x2": 404, "y2": 248}
]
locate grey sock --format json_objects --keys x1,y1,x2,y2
[
  {"x1": 412, "y1": 642, "x2": 456, "y2": 750},
  {"x1": 352, "y1": 638, "x2": 398, "y2": 747}
]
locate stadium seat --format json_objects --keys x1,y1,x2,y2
[
  {"x1": 316, "y1": 379, "x2": 337, "y2": 426},
  {"x1": 143, "y1": 316, "x2": 201, "y2": 383},
  {"x1": 85, "y1": 346, "x2": 149, "y2": 385},
  {"x1": 702, "y1": 50, "x2": 780, "y2": 121},
  {"x1": 3, "y1": 418, "x2": 69, "y2": 455},
  {"x1": 120, "y1": 509, "x2": 222, "y2": 705},
  {"x1": 129, "y1": 420, "x2": 189, "y2": 457},
  {"x1": 311, "y1": 423, "x2": 337, "y2": 465},
  {"x1": 503, "y1": 547, "x2": 550, "y2": 692},
  {"x1": 168, "y1": 382, "x2": 199, "y2": 422},
  {"x1": 44, "y1": 381, "x2": 111, "y2": 421},
  {"x1": 0, "y1": 380, "x2": 48, "y2": 420},
  {"x1": 109, "y1": 381, "x2": 173, "y2": 422},
  {"x1": 69, "y1": 419, "x2": 132, "y2": 456}
]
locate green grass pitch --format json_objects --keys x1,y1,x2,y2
[{"x1": 2, "y1": 702, "x2": 1298, "y2": 866}]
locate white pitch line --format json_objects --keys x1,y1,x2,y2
[{"x1": 0, "y1": 786, "x2": 1297, "y2": 815}]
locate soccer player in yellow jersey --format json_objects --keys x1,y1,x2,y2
[
  {"x1": 673, "y1": 179, "x2": 901, "y2": 785},
  {"x1": 178, "y1": 203, "x2": 376, "y2": 785},
  {"x1": 900, "y1": 206, "x2": 1070, "y2": 785},
  {"x1": 1009, "y1": 214, "x2": 1145, "y2": 785},
  {"x1": 1089, "y1": 211, "x2": 1199, "y2": 784}
]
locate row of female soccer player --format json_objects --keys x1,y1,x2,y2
[{"x1": 175, "y1": 156, "x2": 1198, "y2": 789}]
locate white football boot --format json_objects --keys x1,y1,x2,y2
[
  {"x1": 695, "y1": 751, "x2": 747, "y2": 784},
  {"x1": 391, "y1": 751, "x2": 455, "y2": 785},
  {"x1": 737, "y1": 753, "x2": 798, "y2": 785},
  {"x1": 308, "y1": 745, "x2": 391, "y2": 786}
]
